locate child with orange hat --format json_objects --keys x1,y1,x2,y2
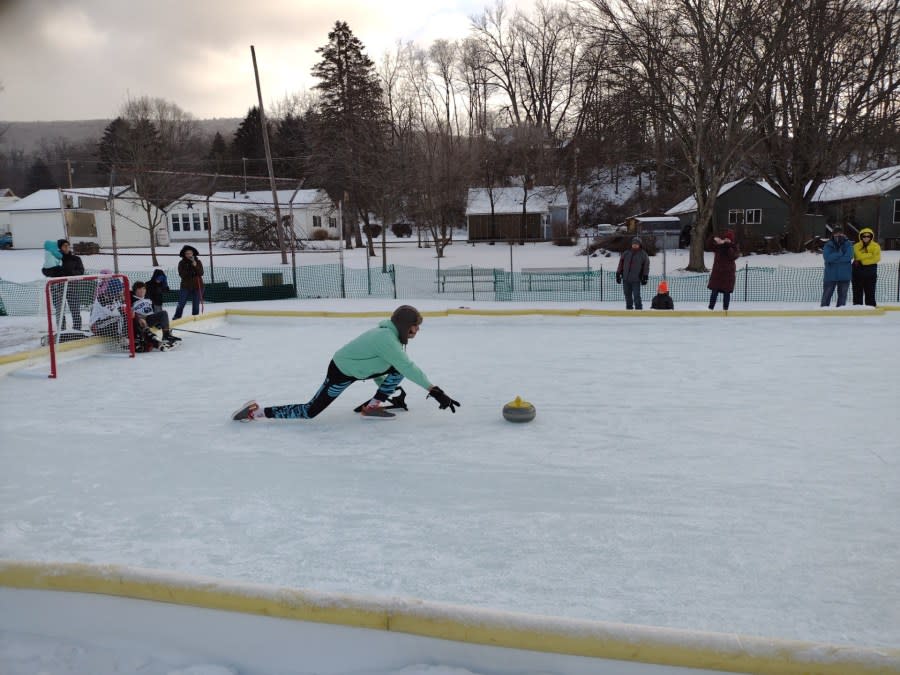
[{"x1": 651, "y1": 279, "x2": 674, "y2": 310}]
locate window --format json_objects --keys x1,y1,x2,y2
[
  {"x1": 312, "y1": 215, "x2": 322, "y2": 228},
  {"x1": 172, "y1": 214, "x2": 180, "y2": 232},
  {"x1": 192, "y1": 213, "x2": 201, "y2": 231},
  {"x1": 203, "y1": 213, "x2": 209, "y2": 231},
  {"x1": 728, "y1": 210, "x2": 744, "y2": 225},
  {"x1": 222, "y1": 215, "x2": 229, "y2": 231},
  {"x1": 181, "y1": 214, "x2": 191, "y2": 232},
  {"x1": 328, "y1": 217, "x2": 337, "y2": 228},
  {"x1": 894, "y1": 200, "x2": 900, "y2": 224},
  {"x1": 745, "y1": 209, "x2": 762, "y2": 225}
]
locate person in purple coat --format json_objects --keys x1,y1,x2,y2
[{"x1": 706, "y1": 229, "x2": 740, "y2": 311}]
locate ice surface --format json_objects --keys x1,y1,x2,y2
[{"x1": 2, "y1": 313, "x2": 899, "y2": 655}]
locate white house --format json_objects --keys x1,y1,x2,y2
[
  {"x1": 0, "y1": 188, "x2": 19, "y2": 234},
  {"x1": 0, "y1": 186, "x2": 166, "y2": 249},
  {"x1": 166, "y1": 189, "x2": 337, "y2": 242},
  {"x1": 465, "y1": 186, "x2": 569, "y2": 242}
]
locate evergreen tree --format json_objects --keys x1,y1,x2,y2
[
  {"x1": 97, "y1": 117, "x2": 131, "y2": 178},
  {"x1": 207, "y1": 131, "x2": 228, "y2": 172},
  {"x1": 274, "y1": 113, "x2": 308, "y2": 181},
  {"x1": 310, "y1": 21, "x2": 389, "y2": 249},
  {"x1": 25, "y1": 158, "x2": 57, "y2": 193},
  {"x1": 231, "y1": 107, "x2": 269, "y2": 177}
]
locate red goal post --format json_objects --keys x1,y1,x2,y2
[{"x1": 45, "y1": 273, "x2": 136, "y2": 378}]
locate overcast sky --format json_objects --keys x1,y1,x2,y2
[{"x1": 0, "y1": 0, "x2": 526, "y2": 122}]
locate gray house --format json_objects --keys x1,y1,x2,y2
[
  {"x1": 809, "y1": 165, "x2": 900, "y2": 248},
  {"x1": 666, "y1": 178, "x2": 823, "y2": 247}
]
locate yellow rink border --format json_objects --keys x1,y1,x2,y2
[{"x1": 1, "y1": 561, "x2": 897, "y2": 675}]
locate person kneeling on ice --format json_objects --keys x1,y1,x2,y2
[
  {"x1": 131, "y1": 281, "x2": 181, "y2": 352},
  {"x1": 650, "y1": 280, "x2": 674, "y2": 310},
  {"x1": 233, "y1": 305, "x2": 460, "y2": 421}
]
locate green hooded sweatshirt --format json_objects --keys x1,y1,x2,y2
[{"x1": 333, "y1": 319, "x2": 432, "y2": 390}]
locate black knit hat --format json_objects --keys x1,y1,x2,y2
[
  {"x1": 391, "y1": 305, "x2": 423, "y2": 344},
  {"x1": 179, "y1": 245, "x2": 200, "y2": 258},
  {"x1": 57, "y1": 238, "x2": 70, "y2": 249}
]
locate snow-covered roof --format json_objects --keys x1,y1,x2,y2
[
  {"x1": 169, "y1": 189, "x2": 333, "y2": 212},
  {"x1": 810, "y1": 165, "x2": 900, "y2": 203},
  {"x1": 665, "y1": 179, "x2": 780, "y2": 216},
  {"x1": 466, "y1": 186, "x2": 568, "y2": 215},
  {"x1": 0, "y1": 187, "x2": 131, "y2": 212},
  {"x1": 0, "y1": 188, "x2": 16, "y2": 198},
  {"x1": 631, "y1": 216, "x2": 680, "y2": 223}
]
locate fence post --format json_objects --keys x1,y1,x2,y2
[
  {"x1": 390, "y1": 265, "x2": 397, "y2": 299},
  {"x1": 600, "y1": 265, "x2": 604, "y2": 302},
  {"x1": 897, "y1": 263, "x2": 899, "y2": 303},
  {"x1": 744, "y1": 262, "x2": 749, "y2": 302},
  {"x1": 470, "y1": 265, "x2": 476, "y2": 302}
]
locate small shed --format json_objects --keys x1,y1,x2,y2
[
  {"x1": 0, "y1": 189, "x2": 19, "y2": 234},
  {"x1": 466, "y1": 186, "x2": 568, "y2": 242},
  {"x1": 809, "y1": 165, "x2": 900, "y2": 247},
  {"x1": 1, "y1": 187, "x2": 164, "y2": 249}
]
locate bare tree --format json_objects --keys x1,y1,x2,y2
[
  {"x1": 585, "y1": 0, "x2": 794, "y2": 271},
  {"x1": 109, "y1": 97, "x2": 201, "y2": 265},
  {"x1": 752, "y1": 0, "x2": 900, "y2": 247},
  {"x1": 470, "y1": 0, "x2": 526, "y2": 126}
]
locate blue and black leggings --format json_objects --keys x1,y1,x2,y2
[{"x1": 265, "y1": 360, "x2": 404, "y2": 419}]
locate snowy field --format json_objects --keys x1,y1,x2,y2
[{"x1": 2, "y1": 311, "x2": 899, "y2": 661}]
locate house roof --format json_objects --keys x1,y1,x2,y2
[
  {"x1": 466, "y1": 186, "x2": 568, "y2": 216},
  {"x1": 0, "y1": 187, "x2": 131, "y2": 212},
  {"x1": 665, "y1": 179, "x2": 780, "y2": 216},
  {"x1": 168, "y1": 189, "x2": 333, "y2": 212},
  {"x1": 810, "y1": 165, "x2": 900, "y2": 203}
]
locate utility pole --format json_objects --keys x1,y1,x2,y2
[{"x1": 250, "y1": 45, "x2": 287, "y2": 265}]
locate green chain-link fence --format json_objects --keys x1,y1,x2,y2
[{"x1": 1, "y1": 262, "x2": 898, "y2": 316}]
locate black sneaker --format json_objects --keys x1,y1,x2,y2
[{"x1": 166, "y1": 334, "x2": 182, "y2": 343}]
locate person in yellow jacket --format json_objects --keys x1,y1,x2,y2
[{"x1": 852, "y1": 227, "x2": 881, "y2": 306}]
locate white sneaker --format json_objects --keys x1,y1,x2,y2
[{"x1": 232, "y1": 400, "x2": 262, "y2": 422}]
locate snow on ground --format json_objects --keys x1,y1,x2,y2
[{"x1": 2, "y1": 314, "x2": 899, "y2": 653}]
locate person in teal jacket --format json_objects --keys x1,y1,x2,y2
[
  {"x1": 41, "y1": 240, "x2": 64, "y2": 277},
  {"x1": 232, "y1": 305, "x2": 460, "y2": 421}
]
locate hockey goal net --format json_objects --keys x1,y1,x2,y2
[{"x1": 45, "y1": 273, "x2": 135, "y2": 378}]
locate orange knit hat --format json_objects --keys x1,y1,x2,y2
[{"x1": 658, "y1": 280, "x2": 669, "y2": 294}]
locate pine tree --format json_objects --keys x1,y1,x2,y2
[
  {"x1": 310, "y1": 21, "x2": 389, "y2": 249},
  {"x1": 97, "y1": 117, "x2": 131, "y2": 178},
  {"x1": 231, "y1": 107, "x2": 269, "y2": 177},
  {"x1": 25, "y1": 158, "x2": 57, "y2": 193},
  {"x1": 274, "y1": 113, "x2": 307, "y2": 181},
  {"x1": 207, "y1": 131, "x2": 228, "y2": 171}
]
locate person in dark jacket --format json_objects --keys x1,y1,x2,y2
[
  {"x1": 172, "y1": 245, "x2": 204, "y2": 320},
  {"x1": 615, "y1": 237, "x2": 650, "y2": 310},
  {"x1": 58, "y1": 239, "x2": 86, "y2": 330},
  {"x1": 821, "y1": 225, "x2": 853, "y2": 307},
  {"x1": 706, "y1": 230, "x2": 740, "y2": 311},
  {"x1": 650, "y1": 280, "x2": 674, "y2": 310},
  {"x1": 145, "y1": 268, "x2": 170, "y2": 313},
  {"x1": 232, "y1": 305, "x2": 460, "y2": 422}
]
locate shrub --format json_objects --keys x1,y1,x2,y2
[
  {"x1": 391, "y1": 222, "x2": 413, "y2": 238},
  {"x1": 310, "y1": 228, "x2": 329, "y2": 241}
]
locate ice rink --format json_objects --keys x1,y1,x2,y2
[{"x1": 2, "y1": 312, "x2": 898, "y2": 650}]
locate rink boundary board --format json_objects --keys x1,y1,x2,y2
[{"x1": 0, "y1": 560, "x2": 898, "y2": 675}]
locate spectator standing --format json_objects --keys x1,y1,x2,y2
[
  {"x1": 851, "y1": 227, "x2": 881, "y2": 307},
  {"x1": 172, "y1": 245, "x2": 204, "y2": 320},
  {"x1": 41, "y1": 240, "x2": 64, "y2": 277},
  {"x1": 615, "y1": 237, "x2": 650, "y2": 310},
  {"x1": 821, "y1": 225, "x2": 854, "y2": 307},
  {"x1": 706, "y1": 230, "x2": 740, "y2": 311},
  {"x1": 58, "y1": 239, "x2": 85, "y2": 330}
]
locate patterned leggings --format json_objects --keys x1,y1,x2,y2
[{"x1": 267, "y1": 360, "x2": 404, "y2": 419}]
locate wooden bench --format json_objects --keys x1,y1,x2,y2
[{"x1": 521, "y1": 267, "x2": 593, "y2": 291}]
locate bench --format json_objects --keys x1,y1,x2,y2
[
  {"x1": 521, "y1": 267, "x2": 593, "y2": 291},
  {"x1": 436, "y1": 267, "x2": 501, "y2": 293}
]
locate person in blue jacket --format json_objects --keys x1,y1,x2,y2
[{"x1": 821, "y1": 225, "x2": 854, "y2": 307}]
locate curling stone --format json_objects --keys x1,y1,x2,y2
[{"x1": 502, "y1": 396, "x2": 536, "y2": 423}]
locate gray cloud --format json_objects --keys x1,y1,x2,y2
[{"x1": 0, "y1": 0, "x2": 512, "y2": 121}]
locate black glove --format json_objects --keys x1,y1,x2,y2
[
  {"x1": 428, "y1": 386, "x2": 460, "y2": 413},
  {"x1": 615, "y1": 272, "x2": 623, "y2": 284},
  {"x1": 640, "y1": 275, "x2": 648, "y2": 285}
]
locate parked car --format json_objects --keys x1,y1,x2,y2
[{"x1": 0, "y1": 233, "x2": 12, "y2": 249}]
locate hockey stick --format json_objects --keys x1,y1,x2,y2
[
  {"x1": 173, "y1": 327, "x2": 241, "y2": 340},
  {"x1": 353, "y1": 387, "x2": 408, "y2": 413}
]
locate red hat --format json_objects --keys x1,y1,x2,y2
[
  {"x1": 658, "y1": 280, "x2": 669, "y2": 294},
  {"x1": 723, "y1": 230, "x2": 735, "y2": 241}
]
